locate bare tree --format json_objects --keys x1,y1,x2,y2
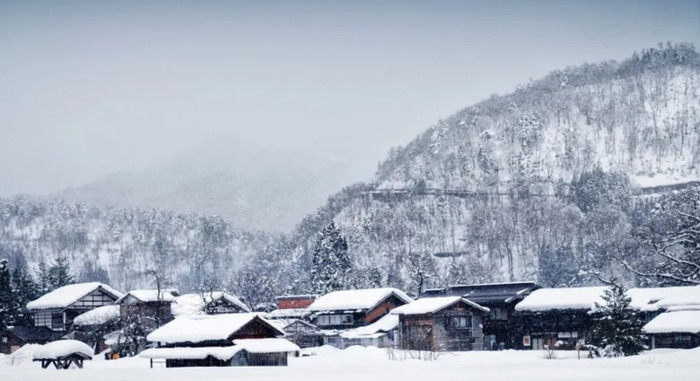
[{"x1": 625, "y1": 188, "x2": 700, "y2": 285}]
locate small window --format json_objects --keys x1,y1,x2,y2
[
  {"x1": 447, "y1": 316, "x2": 472, "y2": 329},
  {"x1": 2, "y1": 337, "x2": 8, "y2": 343}
]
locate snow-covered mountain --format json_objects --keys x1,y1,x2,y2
[
  {"x1": 52, "y1": 139, "x2": 357, "y2": 232},
  {"x1": 290, "y1": 43, "x2": 700, "y2": 293}
]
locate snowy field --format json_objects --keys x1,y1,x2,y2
[{"x1": 1, "y1": 346, "x2": 698, "y2": 381}]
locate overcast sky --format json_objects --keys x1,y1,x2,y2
[{"x1": 1, "y1": 0, "x2": 699, "y2": 196}]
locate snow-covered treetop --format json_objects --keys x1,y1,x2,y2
[
  {"x1": 73, "y1": 305, "x2": 120, "y2": 326},
  {"x1": 32, "y1": 340, "x2": 94, "y2": 360},
  {"x1": 643, "y1": 310, "x2": 700, "y2": 334},
  {"x1": 26, "y1": 282, "x2": 123, "y2": 310},
  {"x1": 171, "y1": 292, "x2": 251, "y2": 316},
  {"x1": 116, "y1": 289, "x2": 180, "y2": 304},
  {"x1": 307, "y1": 288, "x2": 413, "y2": 312},
  {"x1": 514, "y1": 286, "x2": 700, "y2": 312},
  {"x1": 146, "y1": 313, "x2": 283, "y2": 344},
  {"x1": 391, "y1": 296, "x2": 489, "y2": 316}
]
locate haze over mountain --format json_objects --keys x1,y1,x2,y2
[{"x1": 52, "y1": 138, "x2": 360, "y2": 232}]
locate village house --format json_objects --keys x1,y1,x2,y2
[
  {"x1": 643, "y1": 307, "x2": 700, "y2": 349},
  {"x1": 306, "y1": 288, "x2": 413, "y2": 348},
  {"x1": 26, "y1": 282, "x2": 123, "y2": 333},
  {"x1": 0, "y1": 326, "x2": 64, "y2": 354},
  {"x1": 266, "y1": 295, "x2": 317, "y2": 321},
  {"x1": 140, "y1": 313, "x2": 299, "y2": 367},
  {"x1": 512, "y1": 285, "x2": 700, "y2": 350},
  {"x1": 422, "y1": 281, "x2": 540, "y2": 349},
  {"x1": 116, "y1": 289, "x2": 179, "y2": 330},
  {"x1": 392, "y1": 296, "x2": 489, "y2": 352}
]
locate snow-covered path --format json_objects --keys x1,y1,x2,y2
[{"x1": 1, "y1": 346, "x2": 698, "y2": 381}]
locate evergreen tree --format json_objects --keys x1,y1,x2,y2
[
  {"x1": 310, "y1": 222, "x2": 351, "y2": 294},
  {"x1": 37, "y1": 260, "x2": 51, "y2": 294},
  {"x1": 0, "y1": 259, "x2": 16, "y2": 329},
  {"x1": 47, "y1": 255, "x2": 75, "y2": 291},
  {"x1": 592, "y1": 282, "x2": 646, "y2": 356},
  {"x1": 11, "y1": 261, "x2": 39, "y2": 325}
]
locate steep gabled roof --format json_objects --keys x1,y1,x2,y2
[
  {"x1": 171, "y1": 292, "x2": 250, "y2": 316},
  {"x1": 116, "y1": 289, "x2": 179, "y2": 304},
  {"x1": 392, "y1": 296, "x2": 489, "y2": 316},
  {"x1": 146, "y1": 313, "x2": 283, "y2": 344},
  {"x1": 27, "y1": 283, "x2": 123, "y2": 310},
  {"x1": 422, "y1": 282, "x2": 540, "y2": 304},
  {"x1": 307, "y1": 288, "x2": 413, "y2": 312}
]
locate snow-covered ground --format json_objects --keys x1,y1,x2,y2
[{"x1": 1, "y1": 346, "x2": 698, "y2": 381}]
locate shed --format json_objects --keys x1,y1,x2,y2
[{"x1": 643, "y1": 308, "x2": 700, "y2": 349}]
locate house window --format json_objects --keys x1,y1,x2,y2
[
  {"x1": 34, "y1": 311, "x2": 52, "y2": 328},
  {"x1": 2, "y1": 337, "x2": 7, "y2": 343},
  {"x1": 52, "y1": 312, "x2": 65, "y2": 331},
  {"x1": 446, "y1": 316, "x2": 472, "y2": 329},
  {"x1": 489, "y1": 308, "x2": 507, "y2": 321},
  {"x1": 317, "y1": 314, "x2": 354, "y2": 326}
]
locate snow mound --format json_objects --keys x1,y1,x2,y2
[{"x1": 33, "y1": 340, "x2": 94, "y2": 359}]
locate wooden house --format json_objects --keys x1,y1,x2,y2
[
  {"x1": 421, "y1": 281, "x2": 540, "y2": 350},
  {"x1": 266, "y1": 295, "x2": 317, "y2": 321},
  {"x1": 307, "y1": 288, "x2": 412, "y2": 348},
  {"x1": 512, "y1": 285, "x2": 700, "y2": 350},
  {"x1": 644, "y1": 308, "x2": 700, "y2": 349},
  {"x1": 26, "y1": 283, "x2": 123, "y2": 333},
  {"x1": 140, "y1": 313, "x2": 299, "y2": 367},
  {"x1": 273, "y1": 319, "x2": 325, "y2": 348},
  {"x1": 72, "y1": 305, "x2": 122, "y2": 354},
  {"x1": 392, "y1": 296, "x2": 489, "y2": 352},
  {"x1": 307, "y1": 288, "x2": 412, "y2": 330},
  {"x1": 117, "y1": 289, "x2": 179, "y2": 330}
]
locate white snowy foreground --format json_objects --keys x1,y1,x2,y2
[{"x1": 1, "y1": 346, "x2": 698, "y2": 381}]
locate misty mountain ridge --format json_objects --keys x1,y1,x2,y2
[
  {"x1": 52, "y1": 138, "x2": 360, "y2": 232},
  {"x1": 2, "y1": 43, "x2": 699, "y2": 295}
]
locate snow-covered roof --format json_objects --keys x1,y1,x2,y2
[
  {"x1": 32, "y1": 340, "x2": 94, "y2": 359},
  {"x1": 307, "y1": 288, "x2": 413, "y2": 312},
  {"x1": 140, "y1": 346, "x2": 240, "y2": 361},
  {"x1": 116, "y1": 289, "x2": 179, "y2": 304},
  {"x1": 139, "y1": 338, "x2": 299, "y2": 360},
  {"x1": 171, "y1": 292, "x2": 250, "y2": 317},
  {"x1": 340, "y1": 314, "x2": 399, "y2": 339},
  {"x1": 73, "y1": 305, "x2": 120, "y2": 326},
  {"x1": 643, "y1": 310, "x2": 700, "y2": 334},
  {"x1": 392, "y1": 296, "x2": 489, "y2": 315},
  {"x1": 266, "y1": 308, "x2": 311, "y2": 320},
  {"x1": 514, "y1": 286, "x2": 700, "y2": 312},
  {"x1": 233, "y1": 338, "x2": 300, "y2": 353},
  {"x1": 641, "y1": 286, "x2": 700, "y2": 312},
  {"x1": 26, "y1": 283, "x2": 123, "y2": 310},
  {"x1": 146, "y1": 313, "x2": 284, "y2": 344}
]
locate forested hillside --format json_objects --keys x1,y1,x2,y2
[
  {"x1": 1, "y1": 44, "x2": 698, "y2": 302},
  {"x1": 290, "y1": 43, "x2": 700, "y2": 295}
]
